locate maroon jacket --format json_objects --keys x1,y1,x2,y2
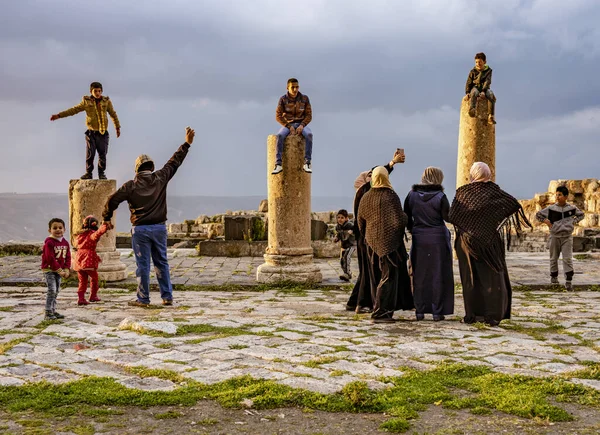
[{"x1": 41, "y1": 237, "x2": 72, "y2": 271}]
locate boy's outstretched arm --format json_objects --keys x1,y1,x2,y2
[{"x1": 50, "y1": 98, "x2": 85, "y2": 121}]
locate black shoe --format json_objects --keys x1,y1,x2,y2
[
  {"x1": 415, "y1": 313, "x2": 425, "y2": 321},
  {"x1": 433, "y1": 315, "x2": 445, "y2": 322},
  {"x1": 162, "y1": 299, "x2": 173, "y2": 306},
  {"x1": 339, "y1": 273, "x2": 350, "y2": 282},
  {"x1": 98, "y1": 173, "x2": 107, "y2": 180},
  {"x1": 356, "y1": 306, "x2": 373, "y2": 314},
  {"x1": 80, "y1": 173, "x2": 93, "y2": 180},
  {"x1": 345, "y1": 304, "x2": 357, "y2": 312},
  {"x1": 53, "y1": 312, "x2": 65, "y2": 319},
  {"x1": 371, "y1": 317, "x2": 397, "y2": 324},
  {"x1": 44, "y1": 311, "x2": 58, "y2": 320}
]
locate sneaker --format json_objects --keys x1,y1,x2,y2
[
  {"x1": 339, "y1": 273, "x2": 350, "y2": 282},
  {"x1": 345, "y1": 304, "x2": 357, "y2": 312},
  {"x1": 128, "y1": 300, "x2": 150, "y2": 307},
  {"x1": 565, "y1": 281, "x2": 573, "y2": 291},
  {"x1": 80, "y1": 173, "x2": 93, "y2": 180},
  {"x1": 433, "y1": 315, "x2": 445, "y2": 322},
  {"x1": 468, "y1": 108, "x2": 476, "y2": 118},
  {"x1": 77, "y1": 299, "x2": 90, "y2": 306},
  {"x1": 53, "y1": 312, "x2": 65, "y2": 319},
  {"x1": 271, "y1": 164, "x2": 283, "y2": 175},
  {"x1": 98, "y1": 173, "x2": 107, "y2": 180},
  {"x1": 303, "y1": 162, "x2": 312, "y2": 173},
  {"x1": 44, "y1": 311, "x2": 58, "y2": 320},
  {"x1": 89, "y1": 296, "x2": 101, "y2": 303},
  {"x1": 488, "y1": 114, "x2": 497, "y2": 125},
  {"x1": 162, "y1": 299, "x2": 173, "y2": 306},
  {"x1": 551, "y1": 276, "x2": 559, "y2": 285}
]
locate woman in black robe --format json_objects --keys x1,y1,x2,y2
[
  {"x1": 357, "y1": 166, "x2": 414, "y2": 323},
  {"x1": 448, "y1": 162, "x2": 531, "y2": 326},
  {"x1": 345, "y1": 151, "x2": 404, "y2": 314},
  {"x1": 404, "y1": 167, "x2": 454, "y2": 321}
]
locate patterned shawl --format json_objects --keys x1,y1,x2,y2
[
  {"x1": 357, "y1": 187, "x2": 407, "y2": 258},
  {"x1": 448, "y1": 181, "x2": 531, "y2": 272}
]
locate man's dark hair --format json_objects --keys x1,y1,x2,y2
[
  {"x1": 287, "y1": 78, "x2": 299, "y2": 86},
  {"x1": 556, "y1": 185, "x2": 569, "y2": 197},
  {"x1": 474, "y1": 52, "x2": 486, "y2": 62},
  {"x1": 337, "y1": 209, "x2": 349, "y2": 218},
  {"x1": 90, "y1": 81, "x2": 103, "y2": 91},
  {"x1": 49, "y1": 218, "x2": 65, "y2": 229}
]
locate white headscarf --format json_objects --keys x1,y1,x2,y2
[
  {"x1": 354, "y1": 171, "x2": 371, "y2": 191},
  {"x1": 469, "y1": 162, "x2": 492, "y2": 183}
]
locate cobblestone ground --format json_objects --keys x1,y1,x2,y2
[
  {"x1": 1, "y1": 252, "x2": 599, "y2": 433},
  {"x1": 1, "y1": 249, "x2": 600, "y2": 286}
]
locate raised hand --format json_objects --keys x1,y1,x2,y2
[
  {"x1": 50, "y1": 114, "x2": 59, "y2": 121},
  {"x1": 185, "y1": 126, "x2": 195, "y2": 145}
]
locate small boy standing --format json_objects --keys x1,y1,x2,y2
[
  {"x1": 464, "y1": 52, "x2": 496, "y2": 125},
  {"x1": 41, "y1": 218, "x2": 72, "y2": 320},
  {"x1": 50, "y1": 82, "x2": 121, "y2": 180},
  {"x1": 334, "y1": 209, "x2": 356, "y2": 282},
  {"x1": 536, "y1": 186, "x2": 584, "y2": 290}
]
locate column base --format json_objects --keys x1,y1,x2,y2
[
  {"x1": 256, "y1": 254, "x2": 322, "y2": 284},
  {"x1": 97, "y1": 251, "x2": 127, "y2": 282}
]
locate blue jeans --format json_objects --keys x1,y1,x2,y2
[
  {"x1": 131, "y1": 224, "x2": 172, "y2": 303},
  {"x1": 275, "y1": 122, "x2": 313, "y2": 165},
  {"x1": 469, "y1": 88, "x2": 496, "y2": 116},
  {"x1": 44, "y1": 271, "x2": 61, "y2": 312}
]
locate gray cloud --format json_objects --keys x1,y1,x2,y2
[{"x1": 1, "y1": 0, "x2": 599, "y2": 203}]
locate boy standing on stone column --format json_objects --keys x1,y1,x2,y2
[
  {"x1": 536, "y1": 186, "x2": 584, "y2": 290},
  {"x1": 464, "y1": 52, "x2": 496, "y2": 125},
  {"x1": 272, "y1": 78, "x2": 313, "y2": 175},
  {"x1": 50, "y1": 82, "x2": 121, "y2": 180}
]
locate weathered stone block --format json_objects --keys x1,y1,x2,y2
[
  {"x1": 224, "y1": 216, "x2": 265, "y2": 241},
  {"x1": 311, "y1": 220, "x2": 328, "y2": 241},
  {"x1": 258, "y1": 199, "x2": 268, "y2": 213}
]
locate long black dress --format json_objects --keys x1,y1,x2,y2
[
  {"x1": 357, "y1": 186, "x2": 414, "y2": 320},
  {"x1": 448, "y1": 181, "x2": 530, "y2": 326},
  {"x1": 404, "y1": 185, "x2": 454, "y2": 317},
  {"x1": 346, "y1": 164, "x2": 393, "y2": 311}
]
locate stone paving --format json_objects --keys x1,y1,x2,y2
[
  {"x1": 1, "y1": 271, "x2": 600, "y2": 394},
  {"x1": 1, "y1": 249, "x2": 600, "y2": 286}
]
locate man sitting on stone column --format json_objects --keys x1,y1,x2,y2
[
  {"x1": 272, "y1": 78, "x2": 313, "y2": 175},
  {"x1": 102, "y1": 127, "x2": 196, "y2": 307},
  {"x1": 464, "y1": 52, "x2": 496, "y2": 125}
]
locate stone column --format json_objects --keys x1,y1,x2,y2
[
  {"x1": 456, "y1": 97, "x2": 496, "y2": 188},
  {"x1": 256, "y1": 135, "x2": 322, "y2": 284},
  {"x1": 68, "y1": 179, "x2": 127, "y2": 281}
]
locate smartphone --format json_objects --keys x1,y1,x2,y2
[{"x1": 397, "y1": 148, "x2": 405, "y2": 155}]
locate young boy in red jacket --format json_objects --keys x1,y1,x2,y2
[{"x1": 41, "y1": 218, "x2": 72, "y2": 320}]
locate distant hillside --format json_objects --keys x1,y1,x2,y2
[{"x1": 0, "y1": 193, "x2": 354, "y2": 242}]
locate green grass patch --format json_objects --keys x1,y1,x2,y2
[
  {"x1": 302, "y1": 356, "x2": 340, "y2": 368},
  {"x1": 0, "y1": 336, "x2": 32, "y2": 354},
  {"x1": 0, "y1": 363, "x2": 599, "y2": 431},
  {"x1": 229, "y1": 344, "x2": 249, "y2": 350},
  {"x1": 123, "y1": 366, "x2": 185, "y2": 383}
]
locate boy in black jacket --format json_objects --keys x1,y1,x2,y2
[
  {"x1": 334, "y1": 209, "x2": 356, "y2": 281},
  {"x1": 464, "y1": 52, "x2": 496, "y2": 125}
]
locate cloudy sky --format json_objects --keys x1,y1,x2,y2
[{"x1": 1, "y1": 0, "x2": 598, "y2": 201}]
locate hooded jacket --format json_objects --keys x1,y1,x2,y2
[
  {"x1": 103, "y1": 142, "x2": 190, "y2": 226},
  {"x1": 536, "y1": 203, "x2": 584, "y2": 237},
  {"x1": 404, "y1": 184, "x2": 450, "y2": 232},
  {"x1": 465, "y1": 65, "x2": 492, "y2": 94}
]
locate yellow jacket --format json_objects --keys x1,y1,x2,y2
[{"x1": 57, "y1": 96, "x2": 121, "y2": 134}]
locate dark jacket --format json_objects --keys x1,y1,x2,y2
[
  {"x1": 335, "y1": 221, "x2": 356, "y2": 249},
  {"x1": 465, "y1": 65, "x2": 492, "y2": 94},
  {"x1": 103, "y1": 143, "x2": 190, "y2": 226},
  {"x1": 536, "y1": 203, "x2": 584, "y2": 237},
  {"x1": 404, "y1": 185, "x2": 450, "y2": 232},
  {"x1": 275, "y1": 92, "x2": 312, "y2": 128}
]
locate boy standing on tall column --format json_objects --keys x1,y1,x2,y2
[{"x1": 50, "y1": 82, "x2": 121, "y2": 179}]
